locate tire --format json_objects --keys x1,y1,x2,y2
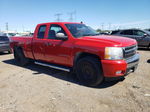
[
  {"x1": 75, "y1": 56, "x2": 103, "y2": 87},
  {"x1": 147, "y1": 44, "x2": 150, "y2": 50},
  {"x1": 14, "y1": 47, "x2": 29, "y2": 66},
  {"x1": 8, "y1": 50, "x2": 12, "y2": 54}
]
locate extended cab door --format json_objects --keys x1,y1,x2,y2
[
  {"x1": 32, "y1": 25, "x2": 49, "y2": 61},
  {"x1": 44, "y1": 24, "x2": 73, "y2": 66}
]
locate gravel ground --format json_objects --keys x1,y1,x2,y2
[{"x1": 0, "y1": 49, "x2": 150, "y2": 112}]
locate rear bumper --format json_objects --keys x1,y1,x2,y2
[{"x1": 101, "y1": 53, "x2": 140, "y2": 77}]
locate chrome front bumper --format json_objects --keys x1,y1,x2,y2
[
  {"x1": 125, "y1": 53, "x2": 140, "y2": 74},
  {"x1": 126, "y1": 54, "x2": 140, "y2": 68}
]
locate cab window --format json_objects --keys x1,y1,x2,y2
[
  {"x1": 133, "y1": 30, "x2": 145, "y2": 36},
  {"x1": 37, "y1": 25, "x2": 46, "y2": 39},
  {"x1": 120, "y1": 30, "x2": 133, "y2": 35},
  {"x1": 48, "y1": 24, "x2": 67, "y2": 39}
]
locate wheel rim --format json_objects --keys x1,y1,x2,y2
[{"x1": 79, "y1": 61, "x2": 97, "y2": 81}]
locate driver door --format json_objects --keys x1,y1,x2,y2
[
  {"x1": 44, "y1": 24, "x2": 72, "y2": 66},
  {"x1": 133, "y1": 30, "x2": 149, "y2": 46}
]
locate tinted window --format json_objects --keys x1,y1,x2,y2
[
  {"x1": 8, "y1": 33, "x2": 16, "y2": 36},
  {"x1": 120, "y1": 30, "x2": 133, "y2": 35},
  {"x1": 111, "y1": 30, "x2": 119, "y2": 34},
  {"x1": 0, "y1": 36, "x2": 9, "y2": 41},
  {"x1": 37, "y1": 25, "x2": 46, "y2": 39},
  {"x1": 48, "y1": 24, "x2": 66, "y2": 39},
  {"x1": 133, "y1": 30, "x2": 145, "y2": 36}
]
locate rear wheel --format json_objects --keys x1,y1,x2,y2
[
  {"x1": 148, "y1": 43, "x2": 150, "y2": 50},
  {"x1": 75, "y1": 57, "x2": 103, "y2": 86},
  {"x1": 8, "y1": 50, "x2": 12, "y2": 54},
  {"x1": 14, "y1": 47, "x2": 29, "y2": 66}
]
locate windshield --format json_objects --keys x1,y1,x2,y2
[
  {"x1": 8, "y1": 33, "x2": 16, "y2": 36},
  {"x1": 65, "y1": 24, "x2": 99, "y2": 38}
]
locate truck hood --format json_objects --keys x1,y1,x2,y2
[{"x1": 79, "y1": 35, "x2": 137, "y2": 47}]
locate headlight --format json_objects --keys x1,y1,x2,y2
[{"x1": 105, "y1": 47, "x2": 123, "y2": 60}]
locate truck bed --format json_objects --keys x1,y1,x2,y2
[{"x1": 10, "y1": 36, "x2": 34, "y2": 59}]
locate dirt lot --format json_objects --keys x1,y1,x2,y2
[{"x1": 0, "y1": 49, "x2": 150, "y2": 112}]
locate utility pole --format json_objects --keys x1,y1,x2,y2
[
  {"x1": 101, "y1": 23, "x2": 104, "y2": 30},
  {"x1": 74, "y1": 10, "x2": 77, "y2": 22},
  {"x1": 68, "y1": 12, "x2": 74, "y2": 22},
  {"x1": 68, "y1": 11, "x2": 76, "y2": 22},
  {"x1": 55, "y1": 13, "x2": 63, "y2": 22},
  {"x1": 108, "y1": 23, "x2": 111, "y2": 30},
  {"x1": 22, "y1": 25, "x2": 25, "y2": 32},
  {"x1": 6, "y1": 22, "x2": 8, "y2": 32}
]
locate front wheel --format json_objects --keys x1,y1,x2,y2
[{"x1": 75, "y1": 57, "x2": 103, "y2": 87}]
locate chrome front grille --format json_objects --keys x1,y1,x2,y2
[{"x1": 124, "y1": 45, "x2": 137, "y2": 59}]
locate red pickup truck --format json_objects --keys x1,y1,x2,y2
[{"x1": 10, "y1": 22, "x2": 139, "y2": 86}]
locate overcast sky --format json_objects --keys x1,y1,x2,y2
[{"x1": 0, "y1": 0, "x2": 150, "y2": 32}]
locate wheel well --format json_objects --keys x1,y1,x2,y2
[
  {"x1": 14, "y1": 46, "x2": 22, "y2": 51},
  {"x1": 74, "y1": 52, "x2": 100, "y2": 65}
]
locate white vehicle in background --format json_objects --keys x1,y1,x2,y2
[
  {"x1": 3, "y1": 33, "x2": 16, "y2": 37},
  {"x1": 0, "y1": 31, "x2": 17, "y2": 38},
  {"x1": 0, "y1": 32, "x2": 15, "y2": 37},
  {"x1": 0, "y1": 30, "x2": 34, "y2": 38}
]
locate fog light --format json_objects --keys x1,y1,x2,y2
[{"x1": 116, "y1": 70, "x2": 122, "y2": 74}]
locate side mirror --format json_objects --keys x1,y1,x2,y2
[
  {"x1": 56, "y1": 33, "x2": 68, "y2": 40},
  {"x1": 143, "y1": 33, "x2": 148, "y2": 37}
]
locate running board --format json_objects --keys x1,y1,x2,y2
[{"x1": 35, "y1": 61, "x2": 70, "y2": 72}]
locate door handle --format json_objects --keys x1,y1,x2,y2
[{"x1": 45, "y1": 42, "x2": 52, "y2": 46}]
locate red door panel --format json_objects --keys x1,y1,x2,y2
[{"x1": 44, "y1": 39, "x2": 73, "y2": 66}]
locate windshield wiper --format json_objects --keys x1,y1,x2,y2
[
  {"x1": 83, "y1": 33, "x2": 100, "y2": 36},
  {"x1": 92, "y1": 33, "x2": 100, "y2": 36}
]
